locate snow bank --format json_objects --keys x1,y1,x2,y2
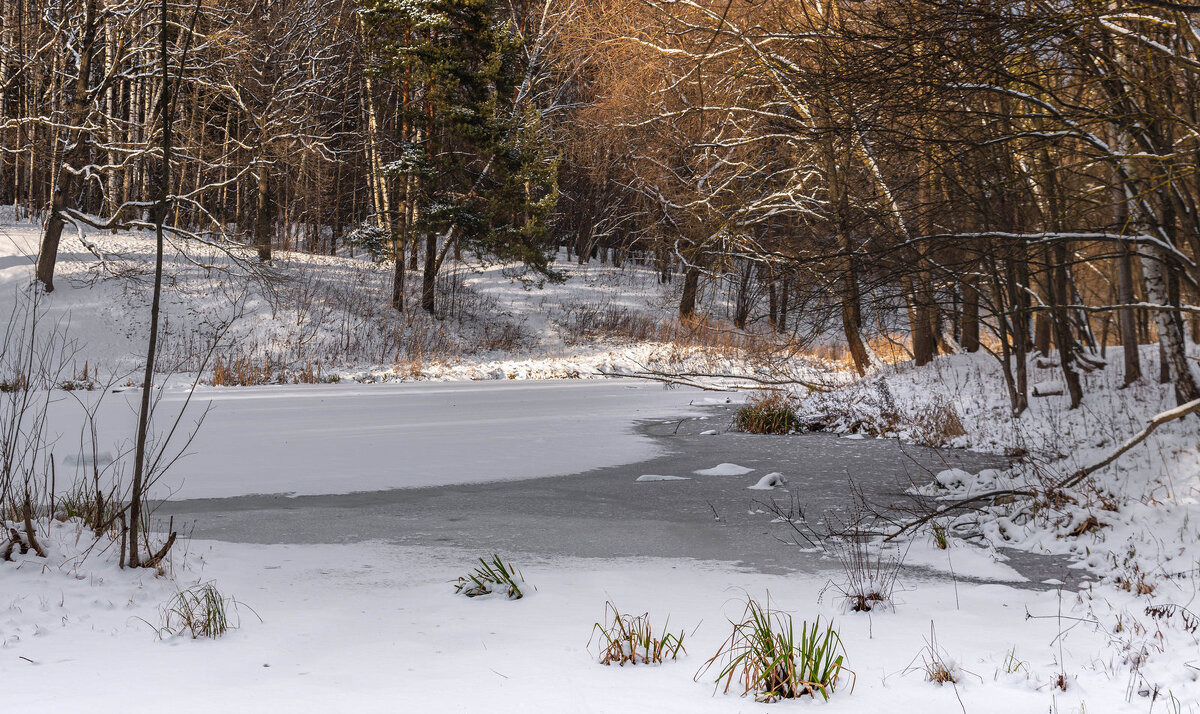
[{"x1": 5, "y1": 539, "x2": 1163, "y2": 713}]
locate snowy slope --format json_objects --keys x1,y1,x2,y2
[{"x1": 0, "y1": 211, "x2": 830, "y2": 385}]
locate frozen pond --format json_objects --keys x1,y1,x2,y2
[
  {"x1": 156, "y1": 390, "x2": 1078, "y2": 585},
  {"x1": 50, "y1": 379, "x2": 714, "y2": 499}
]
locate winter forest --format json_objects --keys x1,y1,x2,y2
[{"x1": 3, "y1": 0, "x2": 1200, "y2": 711}]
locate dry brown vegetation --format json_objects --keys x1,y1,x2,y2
[{"x1": 735, "y1": 391, "x2": 801, "y2": 434}]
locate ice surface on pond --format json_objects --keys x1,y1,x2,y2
[{"x1": 47, "y1": 380, "x2": 709, "y2": 499}]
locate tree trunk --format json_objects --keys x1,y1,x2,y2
[
  {"x1": 255, "y1": 165, "x2": 273, "y2": 262},
  {"x1": 679, "y1": 266, "x2": 700, "y2": 320},
  {"x1": 841, "y1": 255, "x2": 872, "y2": 375},
  {"x1": 1049, "y1": 243, "x2": 1083, "y2": 408},
  {"x1": 130, "y1": 0, "x2": 172, "y2": 568},
  {"x1": 422, "y1": 230, "x2": 437, "y2": 313},
  {"x1": 777, "y1": 275, "x2": 789, "y2": 333},
  {"x1": 1117, "y1": 238, "x2": 1141, "y2": 385},
  {"x1": 961, "y1": 277, "x2": 980, "y2": 352},
  {"x1": 36, "y1": 0, "x2": 99, "y2": 291},
  {"x1": 733, "y1": 261, "x2": 752, "y2": 329},
  {"x1": 1140, "y1": 246, "x2": 1200, "y2": 403},
  {"x1": 35, "y1": 188, "x2": 69, "y2": 291}
]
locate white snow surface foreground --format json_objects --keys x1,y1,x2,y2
[{"x1": 5, "y1": 528, "x2": 1172, "y2": 714}]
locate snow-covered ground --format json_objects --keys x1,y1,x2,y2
[
  {"x1": 4, "y1": 213, "x2": 1200, "y2": 712},
  {"x1": 5, "y1": 529, "x2": 1160, "y2": 714},
  {"x1": 0, "y1": 211, "x2": 821, "y2": 385}
]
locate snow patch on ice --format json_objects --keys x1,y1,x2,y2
[
  {"x1": 748, "y1": 472, "x2": 787, "y2": 490},
  {"x1": 934, "y1": 468, "x2": 973, "y2": 489},
  {"x1": 693, "y1": 462, "x2": 754, "y2": 476}
]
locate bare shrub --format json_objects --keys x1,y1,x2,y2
[
  {"x1": 825, "y1": 536, "x2": 905, "y2": 613},
  {"x1": 555, "y1": 302, "x2": 661, "y2": 345},
  {"x1": 0, "y1": 291, "x2": 77, "y2": 560},
  {"x1": 552, "y1": 299, "x2": 786, "y2": 365},
  {"x1": 480, "y1": 320, "x2": 530, "y2": 352},
  {"x1": 910, "y1": 397, "x2": 967, "y2": 445}
]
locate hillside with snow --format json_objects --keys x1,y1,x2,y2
[{"x1": 0, "y1": 211, "x2": 831, "y2": 386}]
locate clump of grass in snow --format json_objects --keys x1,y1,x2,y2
[
  {"x1": 590, "y1": 601, "x2": 686, "y2": 665},
  {"x1": 454, "y1": 554, "x2": 527, "y2": 599},
  {"x1": 931, "y1": 522, "x2": 949, "y2": 550},
  {"x1": 914, "y1": 623, "x2": 959, "y2": 685},
  {"x1": 735, "y1": 391, "x2": 800, "y2": 434},
  {"x1": 999, "y1": 646, "x2": 1027, "y2": 676},
  {"x1": 157, "y1": 582, "x2": 244, "y2": 639},
  {"x1": 697, "y1": 596, "x2": 850, "y2": 702}
]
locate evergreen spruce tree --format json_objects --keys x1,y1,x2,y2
[{"x1": 360, "y1": 0, "x2": 561, "y2": 314}]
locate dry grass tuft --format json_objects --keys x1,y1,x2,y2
[
  {"x1": 931, "y1": 522, "x2": 949, "y2": 550},
  {"x1": 211, "y1": 355, "x2": 336, "y2": 385},
  {"x1": 914, "y1": 623, "x2": 959, "y2": 685},
  {"x1": 212, "y1": 356, "x2": 276, "y2": 386},
  {"x1": 156, "y1": 582, "x2": 246, "y2": 639},
  {"x1": 590, "y1": 601, "x2": 687, "y2": 666},
  {"x1": 735, "y1": 391, "x2": 800, "y2": 434}
]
